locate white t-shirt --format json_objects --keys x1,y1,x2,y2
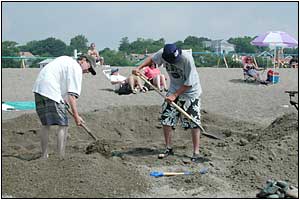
[
  {"x1": 103, "y1": 69, "x2": 127, "y2": 90},
  {"x1": 32, "y1": 56, "x2": 82, "y2": 103}
]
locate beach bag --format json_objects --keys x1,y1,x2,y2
[{"x1": 117, "y1": 83, "x2": 132, "y2": 95}]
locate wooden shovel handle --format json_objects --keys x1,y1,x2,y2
[
  {"x1": 138, "y1": 73, "x2": 221, "y2": 140},
  {"x1": 66, "y1": 104, "x2": 98, "y2": 141}
]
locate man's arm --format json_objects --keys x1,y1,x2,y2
[
  {"x1": 68, "y1": 95, "x2": 83, "y2": 126},
  {"x1": 111, "y1": 80, "x2": 124, "y2": 85},
  {"x1": 87, "y1": 49, "x2": 92, "y2": 56},
  {"x1": 132, "y1": 56, "x2": 153, "y2": 75},
  {"x1": 95, "y1": 50, "x2": 100, "y2": 58},
  {"x1": 166, "y1": 85, "x2": 191, "y2": 103}
]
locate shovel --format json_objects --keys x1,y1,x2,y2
[
  {"x1": 66, "y1": 104, "x2": 98, "y2": 141},
  {"x1": 150, "y1": 167, "x2": 208, "y2": 177},
  {"x1": 138, "y1": 73, "x2": 222, "y2": 140}
]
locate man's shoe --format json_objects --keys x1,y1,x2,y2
[
  {"x1": 158, "y1": 147, "x2": 174, "y2": 159},
  {"x1": 191, "y1": 153, "x2": 201, "y2": 162}
]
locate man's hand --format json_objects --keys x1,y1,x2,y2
[
  {"x1": 74, "y1": 114, "x2": 85, "y2": 126},
  {"x1": 132, "y1": 68, "x2": 141, "y2": 76},
  {"x1": 165, "y1": 93, "x2": 177, "y2": 104}
]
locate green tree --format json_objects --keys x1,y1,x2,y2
[
  {"x1": 228, "y1": 36, "x2": 263, "y2": 53},
  {"x1": 19, "y1": 38, "x2": 66, "y2": 57},
  {"x1": 69, "y1": 35, "x2": 89, "y2": 54},
  {"x1": 2, "y1": 41, "x2": 20, "y2": 68},
  {"x1": 101, "y1": 48, "x2": 134, "y2": 66},
  {"x1": 284, "y1": 48, "x2": 298, "y2": 55},
  {"x1": 40, "y1": 37, "x2": 66, "y2": 57},
  {"x1": 119, "y1": 37, "x2": 130, "y2": 53}
]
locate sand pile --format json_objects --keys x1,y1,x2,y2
[
  {"x1": 227, "y1": 113, "x2": 298, "y2": 193},
  {"x1": 2, "y1": 105, "x2": 298, "y2": 198}
]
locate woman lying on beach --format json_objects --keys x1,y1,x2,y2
[{"x1": 103, "y1": 68, "x2": 148, "y2": 94}]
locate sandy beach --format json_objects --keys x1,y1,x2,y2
[{"x1": 1, "y1": 67, "x2": 298, "y2": 198}]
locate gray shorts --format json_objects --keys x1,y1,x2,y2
[
  {"x1": 160, "y1": 96, "x2": 201, "y2": 129},
  {"x1": 247, "y1": 69, "x2": 258, "y2": 77},
  {"x1": 34, "y1": 93, "x2": 68, "y2": 126}
]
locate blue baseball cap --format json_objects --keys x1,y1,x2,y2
[
  {"x1": 162, "y1": 44, "x2": 182, "y2": 64},
  {"x1": 110, "y1": 68, "x2": 119, "y2": 75}
]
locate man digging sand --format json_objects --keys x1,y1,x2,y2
[
  {"x1": 133, "y1": 43, "x2": 203, "y2": 162},
  {"x1": 33, "y1": 55, "x2": 96, "y2": 159}
]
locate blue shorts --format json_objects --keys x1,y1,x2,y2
[
  {"x1": 160, "y1": 96, "x2": 201, "y2": 129},
  {"x1": 34, "y1": 93, "x2": 68, "y2": 126}
]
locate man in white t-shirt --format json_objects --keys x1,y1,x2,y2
[{"x1": 32, "y1": 54, "x2": 96, "y2": 159}]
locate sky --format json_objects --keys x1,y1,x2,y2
[{"x1": 2, "y1": 1, "x2": 299, "y2": 50}]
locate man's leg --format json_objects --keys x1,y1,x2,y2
[
  {"x1": 41, "y1": 125, "x2": 50, "y2": 159},
  {"x1": 160, "y1": 74, "x2": 168, "y2": 90},
  {"x1": 127, "y1": 75, "x2": 136, "y2": 91},
  {"x1": 191, "y1": 128, "x2": 200, "y2": 155},
  {"x1": 154, "y1": 76, "x2": 161, "y2": 90},
  {"x1": 163, "y1": 125, "x2": 173, "y2": 149},
  {"x1": 135, "y1": 76, "x2": 145, "y2": 90},
  {"x1": 57, "y1": 126, "x2": 68, "y2": 159}
]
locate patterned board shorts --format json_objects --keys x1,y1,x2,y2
[
  {"x1": 34, "y1": 93, "x2": 68, "y2": 126},
  {"x1": 160, "y1": 96, "x2": 201, "y2": 129}
]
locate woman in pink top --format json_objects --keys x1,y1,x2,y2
[{"x1": 143, "y1": 63, "x2": 168, "y2": 92}]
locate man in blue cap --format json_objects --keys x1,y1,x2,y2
[{"x1": 133, "y1": 43, "x2": 202, "y2": 161}]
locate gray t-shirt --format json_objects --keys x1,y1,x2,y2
[{"x1": 152, "y1": 49, "x2": 202, "y2": 99}]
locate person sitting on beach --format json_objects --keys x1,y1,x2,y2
[
  {"x1": 103, "y1": 68, "x2": 148, "y2": 94},
  {"x1": 87, "y1": 43, "x2": 104, "y2": 65},
  {"x1": 143, "y1": 63, "x2": 168, "y2": 92},
  {"x1": 289, "y1": 56, "x2": 298, "y2": 68},
  {"x1": 32, "y1": 54, "x2": 97, "y2": 159},
  {"x1": 243, "y1": 56, "x2": 261, "y2": 81}
]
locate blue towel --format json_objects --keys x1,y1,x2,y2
[{"x1": 4, "y1": 101, "x2": 36, "y2": 110}]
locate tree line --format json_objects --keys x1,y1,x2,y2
[{"x1": 2, "y1": 34, "x2": 298, "y2": 68}]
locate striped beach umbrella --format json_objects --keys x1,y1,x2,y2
[{"x1": 251, "y1": 31, "x2": 298, "y2": 48}]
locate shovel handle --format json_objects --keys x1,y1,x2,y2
[
  {"x1": 65, "y1": 104, "x2": 98, "y2": 141},
  {"x1": 138, "y1": 73, "x2": 221, "y2": 140}
]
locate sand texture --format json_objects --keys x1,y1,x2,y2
[{"x1": 1, "y1": 67, "x2": 298, "y2": 198}]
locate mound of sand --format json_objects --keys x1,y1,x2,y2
[
  {"x1": 2, "y1": 67, "x2": 298, "y2": 198},
  {"x1": 2, "y1": 106, "x2": 298, "y2": 198}
]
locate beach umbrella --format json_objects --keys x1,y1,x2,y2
[
  {"x1": 251, "y1": 31, "x2": 298, "y2": 83},
  {"x1": 251, "y1": 31, "x2": 298, "y2": 48}
]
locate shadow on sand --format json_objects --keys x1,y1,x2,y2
[
  {"x1": 99, "y1": 88, "x2": 115, "y2": 92},
  {"x1": 229, "y1": 79, "x2": 259, "y2": 85},
  {"x1": 112, "y1": 147, "x2": 161, "y2": 157}
]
